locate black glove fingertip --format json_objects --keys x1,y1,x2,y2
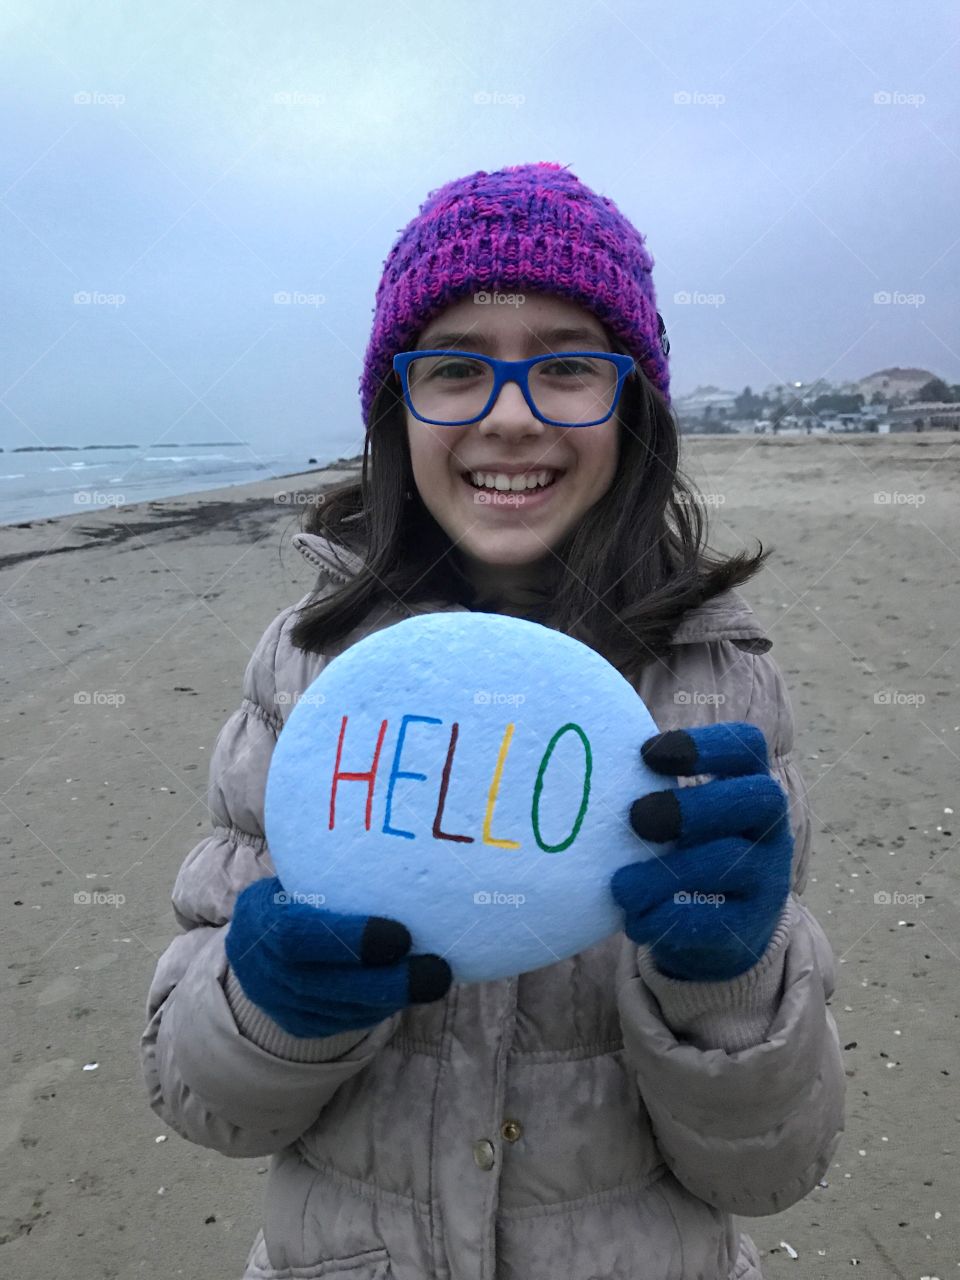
[
  {"x1": 408, "y1": 954, "x2": 452, "y2": 1004},
  {"x1": 641, "y1": 728, "x2": 698, "y2": 774},
  {"x1": 630, "y1": 790, "x2": 682, "y2": 842},
  {"x1": 360, "y1": 916, "x2": 411, "y2": 966}
]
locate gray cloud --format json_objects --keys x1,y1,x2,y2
[{"x1": 1, "y1": 0, "x2": 957, "y2": 454}]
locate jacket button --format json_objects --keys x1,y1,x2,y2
[
  {"x1": 472, "y1": 1139, "x2": 496, "y2": 1170},
  {"x1": 500, "y1": 1119, "x2": 522, "y2": 1143}
]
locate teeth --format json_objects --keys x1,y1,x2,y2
[{"x1": 468, "y1": 470, "x2": 557, "y2": 491}]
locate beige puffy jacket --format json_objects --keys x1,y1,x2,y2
[{"x1": 141, "y1": 530, "x2": 845, "y2": 1280}]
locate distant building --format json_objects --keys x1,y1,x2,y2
[
  {"x1": 886, "y1": 402, "x2": 960, "y2": 432},
  {"x1": 673, "y1": 385, "x2": 739, "y2": 418},
  {"x1": 762, "y1": 380, "x2": 831, "y2": 401},
  {"x1": 857, "y1": 367, "x2": 938, "y2": 402}
]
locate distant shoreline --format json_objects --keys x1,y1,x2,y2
[
  {"x1": 5, "y1": 442, "x2": 251, "y2": 452},
  {"x1": 0, "y1": 458, "x2": 364, "y2": 570}
]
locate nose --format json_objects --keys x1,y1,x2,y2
[{"x1": 478, "y1": 377, "x2": 546, "y2": 440}]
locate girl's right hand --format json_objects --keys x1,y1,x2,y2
[{"x1": 224, "y1": 875, "x2": 452, "y2": 1038}]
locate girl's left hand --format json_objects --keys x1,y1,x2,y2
[{"x1": 610, "y1": 722, "x2": 794, "y2": 982}]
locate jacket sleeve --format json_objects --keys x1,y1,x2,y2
[
  {"x1": 139, "y1": 599, "x2": 401, "y2": 1159},
  {"x1": 616, "y1": 641, "x2": 846, "y2": 1215}
]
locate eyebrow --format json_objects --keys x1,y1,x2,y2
[{"x1": 415, "y1": 325, "x2": 610, "y2": 351}]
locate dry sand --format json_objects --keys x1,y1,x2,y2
[{"x1": 1, "y1": 435, "x2": 957, "y2": 1278}]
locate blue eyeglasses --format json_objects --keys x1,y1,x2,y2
[{"x1": 392, "y1": 350, "x2": 638, "y2": 428}]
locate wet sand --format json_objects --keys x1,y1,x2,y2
[{"x1": 1, "y1": 435, "x2": 957, "y2": 1277}]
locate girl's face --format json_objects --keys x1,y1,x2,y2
[{"x1": 402, "y1": 292, "x2": 621, "y2": 574}]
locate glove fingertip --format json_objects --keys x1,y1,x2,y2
[
  {"x1": 630, "y1": 790, "x2": 682, "y2": 842},
  {"x1": 360, "y1": 917, "x2": 411, "y2": 966},
  {"x1": 407, "y1": 954, "x2": 452, "y2": 1004},
  {"x1": 640, "y1": 728, "x2": 697, "y2": 774}
]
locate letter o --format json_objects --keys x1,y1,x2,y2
[{"x1": 530, "y1": 722, "x2": 592, "y2": 853}]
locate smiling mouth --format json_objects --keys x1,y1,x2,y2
[{"x1": 462, "y1": 468, "x2": 565, "y2": 492}]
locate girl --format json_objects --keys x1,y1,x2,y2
[{"x1": 141, "y1": 162, "x2": 845, "y2": 1280}]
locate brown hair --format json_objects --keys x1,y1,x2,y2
[{"x1": 290, "y1": 357, "x2": 770, "y2": 683}]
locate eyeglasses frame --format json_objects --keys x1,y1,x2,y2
[{"x1": 392, "y1": 349, "x2": 638, "y2": 428}]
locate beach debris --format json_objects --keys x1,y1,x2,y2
[
  {"x1": 779, "y1": 1240, "x2": 799, "y2": 1259},
  {"x1": 158, "y1": 1186, "x2": 166, "y2": 1196},
  {"x1": 155, "y1": 1135, "x2": 167, "y2": 1144},
  {"x1": 82, "y1": 1062, "x2": 98, "y2": 1071},
  {"x1": 817, "y1": 1178, "x2": 829, "y2": 1188}
]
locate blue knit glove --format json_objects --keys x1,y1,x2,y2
[
  {"x1": 610, "y1": 723, "x2": 794, "y2": 982},
  {"x1": 224, "y1": 876, "x2": 452, "y2": 1038}
]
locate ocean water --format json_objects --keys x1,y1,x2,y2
[{"x1": 0, "y1": 444, "x2": 350, "y2": 526}]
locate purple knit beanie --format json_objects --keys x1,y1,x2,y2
[{"x1": 359, "y1": 161, "x2": 670, "y2": 425}]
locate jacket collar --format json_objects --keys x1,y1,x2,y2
[{"x1": 291, "y1": 531, "x2": 772, "y2": 651}]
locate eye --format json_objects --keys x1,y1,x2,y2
[
  {"x1": 539, "y1": 358, "x2": 596, "y2": 377},
  {"x1": 423, "y1": 358, "x2": 485, "y2": 381}
]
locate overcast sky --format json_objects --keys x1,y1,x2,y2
[{"x1": 1, "y1": 0, "x2": 958, "y2": 459}]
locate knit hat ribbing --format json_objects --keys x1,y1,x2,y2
[{"x1": 359, "y1": 162, "x2": 670, "y2": 425}]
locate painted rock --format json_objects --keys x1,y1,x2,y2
[{"x1": 265, "y1": 611, "x2": 672, "y2": 982}]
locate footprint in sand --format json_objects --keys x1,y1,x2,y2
[
  {"x1": 0, "y1": 1060, "x2": 74, "y2": 1152},
  {"x1": 35, "y1": 953, "x2": 118, "y2": 1006},
  {"x1": 36, "y1": 974, "x2": 80, "y2": 1006}
]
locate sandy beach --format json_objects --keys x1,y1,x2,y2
[{"x1": 2, "y1": 434, "x2": 957, "y2": 1278}]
